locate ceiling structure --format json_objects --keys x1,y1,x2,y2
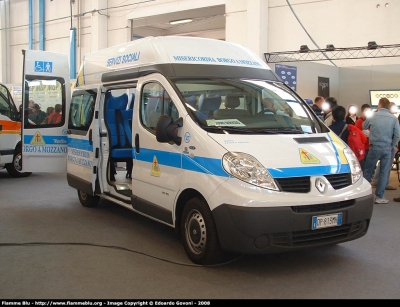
[
  {"x1": 130, "y1": 5, "x2": 226, "y2": 40},
  {"x1": 264, "y1": 44, "x2": 400, "y2": 64}
]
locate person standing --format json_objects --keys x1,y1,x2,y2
[
  {"x1": 355, "y1": 104, "x2": 372, "y2": 171},
  {"x1": 323, "y1": 97, "x2": 338, "y2": 126},
  {"x1": 345, "y1": 104, "x2": 358, "y2": 125},
  {"x1": 371, "y1": 101, "x2": 399, "y2": 190},
  {"x1": 311, "y1": 96, "x2": 324, "y2": 121},
  {"x1": 329, "y1": 106, "x2": 349, "y2": 143},
  {"x1": 362, "y1": 98, "x2": 400, "y2": 204}
]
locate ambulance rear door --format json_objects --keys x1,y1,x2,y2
[{"x1": 21, "y1": 50, "x2": 70, "y2": 172}]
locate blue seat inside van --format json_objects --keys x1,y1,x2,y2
[
  {"x1": 197, "y1": 94, "x2": 221, "y2": 119},
  {"x1": 105, "y1": 93, "x2": 132, "y2": 159}
]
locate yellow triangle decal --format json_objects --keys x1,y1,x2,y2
[
  {"x1": 30, "y1": 131, "x2": 46, "y2": 145},
  {"x1": 150, "y1": 155, "x2": 161, "y2": 177},
  {"x1": 299, "y1": 148, "x2": 320, "y2": 164}
]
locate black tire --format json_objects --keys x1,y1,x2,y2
[
  {"x1": 77, "y1": 190, "x2": 100, "y2": 207},
  {"x1": 5, "y1": 146, "x2": 32, "y2": 178},
  {"x1": 180, "y1": 197, "x2": 225, "y2": 265}
]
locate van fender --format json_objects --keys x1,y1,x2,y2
[{"x1": 173, "y1": 170, "x2": 228, "y2": 229}]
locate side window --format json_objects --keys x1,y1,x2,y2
[
  {"x1": 0, "y1": 85, "x2": 18, "y2": 120},
  {"x1": 69, "y1": 89, "x2": 97, "y2": 132},
  {"x1": 23, "y1": 77, "x2": 66, "y2": 128},
  {"x1": 140, "y1": 82, "x2": 179, "y2": 132}
]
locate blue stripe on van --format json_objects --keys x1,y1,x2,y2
[
  {"x1": 326, "y1": 133, "x2": 341, "y2": 166},
  {"x1": 23, "y1": 135, "x2": 67, "y2": 145},
  {"x1": 68, "y1": 138, "x2": 93, "y2": 151},
  {"x1": 183, "y1": 155, "x2": 229, "y2": 177},
  {"x1": 134, "y1": 147, "x2": 350, "y2": 178},
  {"x1": 135, "y1": 148, "x2": 181, "y2": 168},
  {"x1": 134, "y1": 148, "x2": 228, "y2": 176}
]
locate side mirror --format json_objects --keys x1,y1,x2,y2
[{"x1": 156, "y1": 115, "x2": 183, "y2": 145}]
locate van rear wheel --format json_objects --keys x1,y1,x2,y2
[
  {"x1": 180, "y1": 197, "x2": 225, "y2": 265},
  {"x1": 5, "y1": 146, "x2": 32, "y2": 178},
  {"x1": 77, "y1": 190, "x2": 99, "y2": 207}
]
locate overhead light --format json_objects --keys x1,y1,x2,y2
[
  {"x1": 367, "y1": 41, "x2": 378, "y2": 50},
  {"x1": 169, "y1": 18, "x2": 193, "y2": 25},
  {"x1": 326, "y1": 44, "x2": 335, "y2": 51},
  {"x1": 300, "y1": 45, "x2": 310, "y2": 53}
]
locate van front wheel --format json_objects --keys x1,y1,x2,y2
[
  {"x1": 5, "y1": 146, "x2": 32, "y2": 178},
  {"x1": 180, "y1": 197, "x2": 225, "y2": 265},
  {"x1": 77, "y1": 190, "x2": 99, "y2": 207}
]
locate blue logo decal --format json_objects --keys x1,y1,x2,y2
[
  {"x1": 184, "y1": 132, "x2": 191, "y2": 143},
  {"x1": 35, "y1": 61, "x2": 53, "y2": 73}
]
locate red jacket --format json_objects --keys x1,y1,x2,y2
[
  {"x1": 355, "y1": 117, "x2": 370, "y2": 150},
  {"x1": 48, "y1": 112, "x2": 62, "y2": 124}
]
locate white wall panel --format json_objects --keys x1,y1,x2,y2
[{"x1": 339, "y1": 65, "x2": 400, "y2": 112}]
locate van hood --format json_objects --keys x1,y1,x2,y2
[{"x1": 209, "y1": 132, "x2": 349, "y2": 178}]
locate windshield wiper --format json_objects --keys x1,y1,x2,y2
[
  {"x1": 204, "y1": 126, "x2": 304, "y2": 134},
  {"x1": 204, "y1": 126, "x2": 255, "y2": 134},
  {"x1": 253, "y1": 128, "x2": 304, "y2": 134}
]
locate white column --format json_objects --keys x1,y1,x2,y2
[
  {"x1": 226, "y1": 0, "x2": 269, "y2": 60},
  {"x1": 91, "y1": 0, "x2": 108, "y2": 52},
  {"x1": 0, "y1": 0, "x2": 8, "y2": 82}
]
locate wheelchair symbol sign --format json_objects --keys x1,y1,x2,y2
[{"x1": 35, "y1": 61, "x2": 52, "y2": 73}]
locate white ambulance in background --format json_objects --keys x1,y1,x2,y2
[
  {"x1": 0, "y1": 83, "x2": 32, "y2": 177},
  {"x1": 21, "y1": 36, "x2": 374, "y2": 265}
]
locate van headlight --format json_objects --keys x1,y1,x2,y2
[
  {"x1": 222, "y1": 152, "x2": 279, "y2": 191},
  {"x1": 343, "y1": 148, "x2": 362, "y2": 184}
]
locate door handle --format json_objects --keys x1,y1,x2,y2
[
  {"x1": 89, "y1": 129, "x2": 93, "y2": 145},
  {"x1": 135, "y1": 133, "x2": 140, "y2": 153}
]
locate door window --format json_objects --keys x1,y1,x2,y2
[
  {"x1": 23, "y1": 77, "x2": 66, "y2": 128},
  {"x1": 69, "y1": 89, "x2": 97, "y2": 132},
  {"x1": 140, "y1": 82, "x2": 179, "y2": 133}
]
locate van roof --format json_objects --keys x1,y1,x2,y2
[{"x1": 76, "y1": 36, "x2": 278, "y2": 86}]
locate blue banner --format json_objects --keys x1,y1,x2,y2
[{"x1": 275, "y1": 64, "x2": 297, "y2": 91}]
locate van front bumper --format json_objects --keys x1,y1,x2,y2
[{"x1": 212, "y1": 193, "x2": 374, "y2": 254}]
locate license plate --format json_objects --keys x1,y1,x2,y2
[{"x1": 311, "y1": 213, "x2": 342, "y2": 230}]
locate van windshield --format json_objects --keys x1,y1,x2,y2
[{"x1": 173, "y1": 79, "x2": 327, "y2": 134}]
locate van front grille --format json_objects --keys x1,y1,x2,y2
[
  {"x1": 324, "y1": 173, "x2": 351, "y2": 189},
  {"x1": 276, "y1": 177, "x2": 310, "y2": 193}
]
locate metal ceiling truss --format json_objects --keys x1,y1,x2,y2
[{"x1": 264, "y1": 44, "x2": 400, "y2": 63}]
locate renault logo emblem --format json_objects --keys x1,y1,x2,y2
[{"x1": 315, "y1": 178, "x2": 326, "y2": 193}]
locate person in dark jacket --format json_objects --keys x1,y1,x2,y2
[
  {"x1": 30, "y1": 103, "x2": 46, "y2": 125},
  {"x1": 329, "y1": 105, "x2": 349, "y2": 143},
  {"x1": 311, "y1": 96, "x2": 324, "y2": 120}
]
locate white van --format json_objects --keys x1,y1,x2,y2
[
  {"x1": 0, "y1": 83, "x2": 32, "y2": 177},
  {"x1": 21, "y1": 36, "x2": 374, "y2": 265}
]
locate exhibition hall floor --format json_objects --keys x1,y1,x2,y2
[{"x1": 1, "y1": 170, "x2": 400, "y2": 299}]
